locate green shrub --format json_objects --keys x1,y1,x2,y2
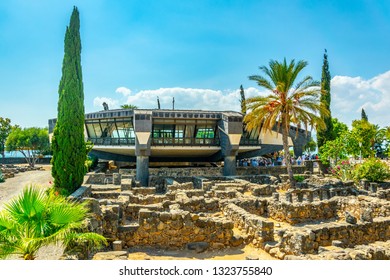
[
  {"x1": 85, "y1": 155, "x2": 98, "y2": 172},
  {"x1": 293, "y1": 175, "x2": 305, "y2": 182},
  {"x1": 353, "y1": 158, "x2": 390, "y2": 182},
  {"x1": 0, "y1": 171, "x2": 4, "y2": 183},
  {"x1": 330, "y1": 160, "x2": 355, "y2": 181}
]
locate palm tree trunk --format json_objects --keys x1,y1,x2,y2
[{"x1": 282, "y1": 120, "x2": 295, "y2": 187}]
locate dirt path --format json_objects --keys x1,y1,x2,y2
[{"x1": 0, "y1": 165, "x2": 53, "y2": 210}]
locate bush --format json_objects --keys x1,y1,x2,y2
[
  {"x1": 85, "y1": 155, "x2": 98, "y2": 173},
  {"x1": 0, "y1": 171, "x2": 4, "y2": 183},
  {"x1": 329, "y1": 160, "x2": 355, "y2": 181},
  {"x1": 293, "y1": 175, "x2": 305, "y2": 182},
  {"x1": 353, "y1": 158, "x2": 390, "y2": 182}
]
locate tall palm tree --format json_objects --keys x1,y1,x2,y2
[
  {"x1": 0, "y1": 186, "x2": 106, "y2": 260},
  {"x1": 244, "y1": 59, "x2": 328, "y2": 186}
]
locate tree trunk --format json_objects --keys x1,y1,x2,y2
[{"x1": 282, "y1": 119, "x2": 295, "y2": 187}]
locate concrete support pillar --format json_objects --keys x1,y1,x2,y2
[
  {"x1": 136, "y1": 156, "x2": 149, "y2": 187},
  {"x1": 223, "y1": 155, "x2": 237, "y2": 176}
]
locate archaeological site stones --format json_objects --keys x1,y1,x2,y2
[{"x1": 71, "y1": 164, "x2": 390, "y2": 260}]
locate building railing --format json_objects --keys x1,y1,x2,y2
[
  {"x1": 88, "y1": 137, "x2": 135, "y2": 146},
  {"x1": 239, "y1": 138, "x2": 262, "y2": 146},
  {"x1": 151, "y1": 137, "x2": 220, "y2": 146}
]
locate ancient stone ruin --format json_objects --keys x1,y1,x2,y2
[{"x1": 72, "y1": 167, "x2": 390, "y2": 260}]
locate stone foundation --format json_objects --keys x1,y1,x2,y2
[{"x1": 80, "y1": 170, "x2": 390, "y2": 260}]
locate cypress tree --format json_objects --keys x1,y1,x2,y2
[
  {"x1": 317, "y1": 49, "x2": 334, "y2": 149},
  {"x1": 51, "y1": 7, "x2": 86, "y2": 193},
  {"x1": 239, "y1": 85, "x2": 247, "y2": 115},
  {"x1": 361, "y1": 108, "x2": 368, "y2": 121}
]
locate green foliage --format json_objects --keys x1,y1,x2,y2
[
  {"x1": 332, "y1": 118, "x2": 348, "y2": 138},
  {"x1": 5, "y1": 127, "x2": 49, "y2": 168},
  {"x1": 317, "y1": 50, "x2": 335, "y2": 149},
  {"x1": 120, "y1": 104, "x2": 138, "y2": 109},
  {"x1": 293, "y1": 175, "x2": 305, "y2": 182},
  {"x1": 0, "y1": 117, "x2": 14, "y2": 161},
  {"x1": 85, "y1": 155, "x2": 98, "y2": 172},
  {"x1": 51, "y1": 7, "x2": 86, "y2": 194},
  {"x1": 303, "y1": 139, "x2": 317, "y2": 153},
  {"x1": 353, "y1": 158, "x2": 390, "y2": 182},
  {"x1": 0, "y1": 186, "x2": 107, "y2": 260},
  {"x1": 329, "y1": 160, "x2": 355, "y2": 181},
  {"x1": 244, "y1": 58, "x2": 329, "y2": 186},
  {"x1": 0, "y1": 171, "x2": 4, "y2": 183},
  {"x1": 319, "y1": 132, "x2": 348, "y2": 164},
  {"x1": 239, "y1": 85, "x2": 246, "y2": 115},
  {"x1": 347, "y1": 119, "x2": 377, "y2": 158}
]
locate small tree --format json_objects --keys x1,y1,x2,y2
[
  {"x1": 0, "y1": 117, "x2": 13, "y2": 163},
  {"x1": 332, "y1": 118, "x2": 348, "y2": 138},
  {"x1": 347, "y1": 119, "x2": 377, "y2": 158},
  {"x1": 5, "y1": 127, "x2": 49, "y2": 168},
  {"x1": 319, "y1": 133, "x2": 349, "y2": 165},
  {"x1": 303, "y1": 139, "x2": 317, "y2": 154}
]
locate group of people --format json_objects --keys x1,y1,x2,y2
[{"x1": 237, "y1": 153, "x2": 319, "y2": 167}]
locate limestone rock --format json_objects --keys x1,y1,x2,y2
[
  {"x1": 360, "y1": 209, "x2": 373, "y2": 223},
  {"x1": 345, "y1": 212, "x2": 357, "y2": 224}
]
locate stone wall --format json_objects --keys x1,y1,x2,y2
[
  {"x1": 117, "y1": 208, "x2": 234, "y2": 249},
  {"x1": 279, "y1": 217, "x2": 390, "y2": 255},
  {"x1": 268, "y1": 200, "x2": 338, "y2": 225},
  {"x1": 222, "y1": 203, "x2": 274, "y2": 246},
  {"x1": 0, "y1": 157, "x2": 51, "y2": 165},
  {"x1": 119, "y1": 165, "x2": 312, "y2": 181}
]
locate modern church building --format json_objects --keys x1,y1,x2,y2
[{"x1": 49, "y1": 108, "x2": 310, "y2": 185}]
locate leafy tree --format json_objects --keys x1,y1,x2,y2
[
  {"x1": 346, "y1": 119, "x2": 377, "y2": 158},
  {"x1": 0, "y1": 117, "x2": 13, "y2": 163},
  {"x1": 303, "y1": 139, "x2": 317, "y2": 154},
  {"x1": 0, "y1": 186, "x2": 106, "y2": 260},
  {"x1": 332, "y1": 118, "x2": 348, "y2": 138},
  {"x1": 317, "y1": 49, "x2": 334, "y2": 149},
  {"x1": 361, "y1": 108, "x2": 368, "y2": 121},
  {"x1": 120, "y1": 104, "x2": 138, "y2": 109},
  {"x1": 239, "y1": 85, "x2": 247, "y2": 115},
  {"x1": 244, "y1": 58, "x2": 328, "y2": 186},
  {"x1": 319, "y1": 132, "x2": 349, "y2": 165},
  {"x1": 51, "y1": 7, "x2": 86, "y2": 193},
  {"x1": 384, "y1": 127, "x2": 390, "y2": 157},
  {"x1": 5, "y1": 127, "x2": 49, "y2": 168}
]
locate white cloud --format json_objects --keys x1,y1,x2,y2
[
  {"x1": 115, "y1": 87, "x2": 132, "y2": 96},
  {"x1": 93, "y1": 97, "x2": 119, "y2": 110},
  {"x1": 91, "y1": 70, "x2": 390, "y2": 129},
  {"x1": 123, "y1": 87, "x2": 264, "y2": 111},
  {"x1": 331, "y1": 70, "x2": 390, "y2": 127}
]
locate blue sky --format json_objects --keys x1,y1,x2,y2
[{"x1": 1, "y1": 0, "x2": 390, "y2": 128}]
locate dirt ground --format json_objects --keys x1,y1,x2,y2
[
  {"x1": 124, "y1": 245, "x2": 276, "y2": 260},
  {"x1": 0, "y1": 164, "x2": 53, "y2": 210}
]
